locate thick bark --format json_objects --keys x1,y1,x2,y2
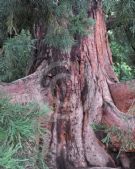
[
  {"x1": 0, "y1": 64, "x2": 45, "y2": 104},
  {"x1": 43, "y1": 3, "x2": 117, "y2": 168},
  {"x1": 109, "y1": 80, "x2": 135, "y2": 113},
  {"x1": 1, "y1": 1, "x2": 135, "y2": 169}
]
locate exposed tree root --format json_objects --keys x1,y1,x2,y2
[
  {"x1": 2, "y1": 74, "x2": 135, "y2": 169},
  {"x1": 109, "y1": 80, "x2": 135, "y2": 112},
  {"x1": 103, "y1": 101, "x2": 135, "y2": 130},
  {"x1": 1, "y1": 67, "x2": 135, "y2": 168},
  {"x1": 0, "y1": 62, "x2": 52, "y2": 106},
  {"x1": 0, "y1": 72, "x2": 40, "y2": 103},
  {"x1": 102, "y1": 101, "x2": 135, "y2": 151}
]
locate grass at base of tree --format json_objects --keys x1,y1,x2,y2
[{"x1": 0, "y1": 97, "x2": 49, "y2": 169}]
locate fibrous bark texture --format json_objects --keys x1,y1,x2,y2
[
  {"x1": 43, "y1": 4, "x2": 117, "y2": 169},
  {"x1": 1, "y1": 1, "x2": 135, "y2": 169}
]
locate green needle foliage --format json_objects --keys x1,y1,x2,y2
[
  {"x1": 0, "y1": 0, "x2": 94, "y2": 52},
  {"x1": 0, "y1": 30, "x2": 33, "y2": 82},
  {"x1": 0, "y1": 97, "x2": 49, "y2": 169},
  {"x1": 103, "y1": 0, "x2": 135, "y2": 81},
  {"x1": 0, "y1": 0, "x2": 95, "y2": 82},
  {"x1": 0, "y1": 0, "x2": 135, "y2": 81},
  {"x1": 109, "y1": 32, "x2": 135, "y2": 80},
  {"x1": 92, "y1": 123, "x2": 135, "y2": 156}
]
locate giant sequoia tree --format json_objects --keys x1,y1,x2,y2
[{"x1": 1, "y1": 0, "x2": 135, "y2": 169}]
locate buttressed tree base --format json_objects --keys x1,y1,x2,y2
[{"x1": 1, "y1": 1, "x2": 135, "y2": 169}]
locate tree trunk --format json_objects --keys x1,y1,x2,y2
[
  {"x1": 1, "y1": 1, "x2": 135, "y2": 169},
  {"x1": 37, "y1": 2, "x2": 117, "y2": 168}
]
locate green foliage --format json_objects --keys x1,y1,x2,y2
[
  {"x1": 103, "y1": 0, "x2": 117, "y2": 13},
  {"x1": 0, "y1": 145, "x2": 23, "y2": 169},
  {"x1": 113, "y1": 62, "x2": 135, "y2": 81},
  {"x1": 41, "y1": 0, "x2": 94, "y2": 52},
  {"x1": 0, "y1": 30, "x2": 33, "y2": 82},
  {"x1": 1, "y1": 0, "x2": 135, "y2": 80},
  {"x1": 0, "y1": 0, "x2": 94, "y2": 52},
  {"x1": 45, "y1": 27, "x2": 75, "y2": 53},
  {"x1": 92, "y1": 123, "x2": 135, "y2": 155},
  {"x1": 103, "y1": 0, "x2": 135, "y2": 25},
  {"x1": 103, "y1": 0, "x2": 135, "y2": 81},
  {"x1": 0, "y1": 97, "x2": 49, "y2": 169},
  {"x1": 109, "y1": 31, "x2": 135, "y2": 80},
  {"x1": 0, "y1": 0, "x2": 8, "y2": 44},
  {"x1": 109, "y1": 34, "x2": 129, "y2": 63}
]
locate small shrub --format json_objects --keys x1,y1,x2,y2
[{"x1": 0, "y1": 29, "x2": 33, "y2": 82}]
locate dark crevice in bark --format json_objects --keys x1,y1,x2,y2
[
  {"x1": 56, "y1": 151, "x2": 67, "y2": 169},
  {"x1": 81, "y1": 79, "x2": 88, "y2": 105}
]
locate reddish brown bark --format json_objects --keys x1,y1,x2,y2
[
  {"x1": 1, "y1": 1, "x2": 135, "y2": 169},
  {"x1": 109, "y1": 80, "x2": 135, "y2": 113}
]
